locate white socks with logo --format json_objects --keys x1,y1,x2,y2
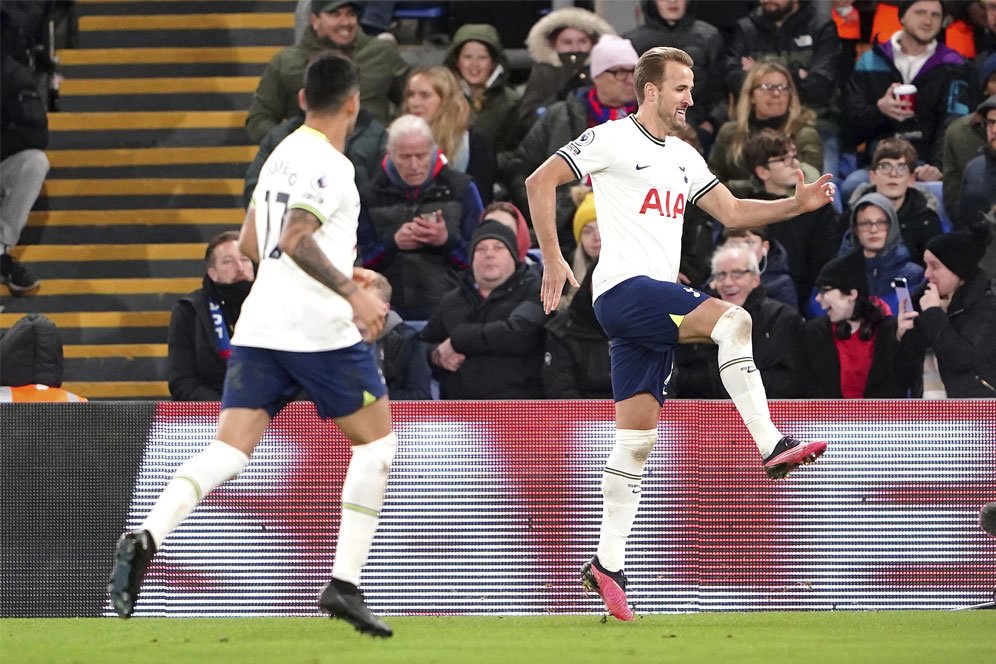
[{"x1": 596, "y1": 428, "x2": 657, "y2": 572}]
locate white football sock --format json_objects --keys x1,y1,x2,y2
[
  {"x1": 140, "y1": 440, "x2": 249, "y2": 547},
  {"x1": 331, "y1": 431, "x2": 397, "y2": 586},
  {"x1": 711, "y1": 306, "x2": 782, "y2": 457},
  {"x1": 596, "y1": 428, "x2": 656, "y2": 572}
]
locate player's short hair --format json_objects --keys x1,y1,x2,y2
[
  {"x1": 743, "y1": 129, "x2": 796, "y2": 172},
  {"x1": 369, "y1": 272, "x2": 391, "y2": 304},
  {"x1": 386, "y1": 114, "x2": 437, "y2": 153},
  {"x1": 871, "y1": 137, "x2": 918, "y2": 169},
  {"x1": 634, "y1": 46, "x2": 693, "y2": 104},
  {"x1": 205, "y1": 230, "x2": 240, "y2": 266},
  {"x1": 710, "y1": 244, "x2": 760, "y2": 276},
  {"x1": 303, "y1": 50, "x2": 359, "y2": 114}
]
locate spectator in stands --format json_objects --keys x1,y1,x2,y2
[
  {"x1": 358, "y1": 114, "x2": 483, "y2": 320},
  {"x1": 402, "y1": 66, "x2": 497, "y2": 205},
  {"x1": 720, "y1": 226, "x2": 799, "y2": 311},
  {"x1": 167, "y1": 231, "x2": 255, "y2": 401},
  {"x1": 0, "y1": 313, "x2": 86, "y2": 402},
  {"x1": 421, "y1": 220, "x2": 548, "y2": 399},
  {"x1": 443, "y1": 24, "x2": 521, "y2": 155},
  {"x1": 505, "y1": 35, "x2": 639, "y2": 255},
  {"x1": 800, "y1": 249, "x2": 905, "y2": 398},
  {"x1": 708, "y1": 58, "x2": 823, "y2": 186},
  {"x1": 479, "y1": 200, "x2": 532, "y2": 265},
  {"x1": 672, "y1": 245, "x2": 802, "y2": 399},
  {"x1": 518, "y1": 7, "x2": 616, "y2": 133},
  {"x1": 623, "y1": 1, "x2": 728, "y2": 153},
  {"x1": 246, "y1": 0, "x2": 408, "y2": 141},
  {"x1": 841, "y1": 0, "x2": 971, "y2": 199},
  {"x1": 847, "y1": 137, "x2": 944, "y2": 266},
  {"x1": 957, "y1": 95, "x2": 996, "y2": 226},
  {"x1": 365, "y1": 273, "x2": 432, "y2": 401},
  {"x1": 542, "y1": 261, "x2": 611, "y2": 399},
  {"x1": 979, "y1": 0, "x2": 996, "y2": 62},
  {"x1": 828, "y1": 191, "x2": 925, "y2": 317},
  {"x1": 896, "y1": 223, "x2": 996, "y2": 397},
  {"x1": 294, "y1": 0, "x2": 398, "y2": 43},
  {"x1": 243, "y1": 107, "x2": 386, "y2": 206},
  {"x1": 558, "y1": 188, "x2": 601, "y2": 313},
  {"x1": 742, "y1": 129, "x2": 840, "y2": 307},
  {"x1": 725, "y1": 0, "x2": 842, "y2": 174},
  {"x1": 0, "y1": 50, "x2": 47, "y2": 295},
  {"x1": 942, "y1": 59, "x2": 996, "y2": 218}
]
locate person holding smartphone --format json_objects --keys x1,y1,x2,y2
[{"x1": 896, "y1": 222, "x2": 996, "y2": 397}]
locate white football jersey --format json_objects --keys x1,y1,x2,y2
[
  {"x1": 556, "y1": 115, "x2": 719, "y2": 301},
  {"x1": 233, "y1": 125, "x2": 362, "y2": 352}
]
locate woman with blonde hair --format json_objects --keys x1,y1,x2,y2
[
  {"x1": 403, "y1": 65, "x2": 497, "y2": 203},
  {"x1": 708, "y1": 58, "x2": 823, "y2": 186}
]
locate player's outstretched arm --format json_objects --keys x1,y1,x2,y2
[
  {"x1": 279, "y1": 209, "x2": 388, "y2": 340},
  {"x1": 697, "y1": 170, "x2": 835, "y2": 230},
  {"x1": 525, "y1": 155, "x2": 581, "y2": 314}
]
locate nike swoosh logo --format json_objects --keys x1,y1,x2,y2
[{"x1": 635, "y1": 164, "x2": 651, "y2": 170}]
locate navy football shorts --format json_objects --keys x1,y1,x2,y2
[
  {"x1": 221, "y1": 342, "x2": 387, "y2": 419},
  {"x1": 594, "y1": 276, "x2": 710, "y2": 405}
]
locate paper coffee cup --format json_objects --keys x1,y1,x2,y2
[{"x1": 893, "y1": 84, "x2": 917, "y2": 113}]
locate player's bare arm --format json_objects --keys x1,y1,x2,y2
[
  {"x1": 238, "y1": 206, "x2": 260, "y2": 264},
  {"x1": 278, "y1": 208, "x2": 388, "y2": 340},
  {"x1": 525, "y1": 155, "x2": 581, "y2": 314},
  {"x1": 697, "y1": 170, "x2": 835, "y2": 230}
]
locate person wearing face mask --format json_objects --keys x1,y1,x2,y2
[
  {"x1": 895, "y1": 223, "x2": 996, "y2": 397},
  {"x1": 800, "y1": 249, "x2": 905, "y2": 398},
  {"x1": 518, "y1": 7, "x2": 617, "y2": 133},
  {"x1": 167, "y1": 231, "x2": 256, "y2": 401}
]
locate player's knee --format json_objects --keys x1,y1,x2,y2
[
  {"x1": 353, "y1": 430, "x2": 397, "y2": 472},
  {"x1": 710, "y1": 305, "x2": 752, "y2": 346}
]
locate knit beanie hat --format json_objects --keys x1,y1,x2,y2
[
  {"x1": 471, "y1": 220, "x2": 520, "y2": 264},
  {"x1": 572, "y1": 192, "x2": 597, "y2": 245},
  {"x1": 588, "y1": 35, "x2": 638, "y2": 79},
  {"x1": 925, "y1": 227, "x2": 989, "y2": 280},
  {"x1": 816, "y1": 249, "x2": 869, "y2": 298},
  {"x1": 897, "y1": 0, "x2": 942, "y2": 20},
  {"x1": 977, "y1": 93, "x2": 996, "y2": 117}
]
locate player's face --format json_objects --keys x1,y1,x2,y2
[
  {"x1": 652, "y1": 62, "x2": 694, "y2": 132},
  {"x1": 655, "y1": 0, "x2": 687, "y2": 22},
  {"x1": 815, "y1": 286, "x2": 856, "y2": 323},
  {"x1": 579, "y1": 221, "x2": 601, "y2": 259},
  {"x1": 472, "y1": 239, "x2": 516, "y2": 291},
  {"x1": 923, "y1": 250, "x2": 964, "y2": 298},
  {"x1": 750, "y1": 71, "x2": 791, "y2": 120},
  {"x1": 711, "y1": 254, "x2": 760, "y2": 307},
  {"x1": 207, "y1": 241, "x2": 255, "y2": 284},
  {"x1": 986, "y1": 109, "x2": 996, "y2": 150},
  {"x1": 854, "y1": 205, "x2": 890, "y2": 255},
  {"x1": 457, "y1": 41, "x2": 495, "y2": 87},
  {"x1": 900, "y1": 0, "x2": 944, "y2": 44},
  {"x1": 552, "y1": 27, "x2": 592, "y2": 53},
  {"x1": 390, "y1": 132, "x2": 434, "y2": 186},
  {"x1": 868, "y1": 157, "x2": 914, "y2": 200},
  {"x1": 404, "y1": 74, "x2": 443, "y2": 121},
  {"x1": 311, "y1": 5, "x2": 359, "y2": 46}
]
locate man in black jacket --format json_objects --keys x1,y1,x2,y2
[
  {"x1": 167, "y1": 231, "x2": 255, "y2": 401},
  {"x1": 421, "y1": 220, "x2": 549, "y2": 399}
]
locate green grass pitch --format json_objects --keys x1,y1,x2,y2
[{"x1": 2, "y1": 612, "x2": 994, "y2": 664}]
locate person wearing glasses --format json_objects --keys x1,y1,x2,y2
[
  {"x1": 741, "y1": 129, "x2": 840, "y2": 308},
  {"x1": 506, "y1": 36, "x2": 640, "y2": 257},
  {"x1": 708, "y1": 58, "x2": 823, "y2": 186},
  {"x1": 807, "y1": 191, "x2": 925, "y2": 318},
  {"x1": 672, "y1": 244, "x2": 802, "y2": 399},
  {"x1": 845, "y1": 137, "x2": 944, "y2": 266},
  {"x1": 799, "y1": 248, "x2": 905, "y2": 399}
]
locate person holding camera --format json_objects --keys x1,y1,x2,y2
[{"x1": 895, "y1": 223, "x2": 996, "y2": 398}]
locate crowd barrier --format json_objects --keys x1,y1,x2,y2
[{"x1": 1, "y1": 400, "x2": 994, "y2": 617}]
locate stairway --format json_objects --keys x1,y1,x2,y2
[{"x1": 0, "y1": 0, "x2": 296, "y2": 399}]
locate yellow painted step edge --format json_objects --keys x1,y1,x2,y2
[
  {"x1": 28, "y1": 209, "x2": 244, "y2": 227},
  {"x1": 10, "y1": 243, "x2": 207, "y2": 262},
  {"x1": 43, "y1": 179, "x2": 243, "y2": 197},
  {"x1": 0, "y1": 311, "x2": 171, "y2": 328},
  {"x1": 62, "y1": 77, "x2": 259, "y2": 95},
  {"x1": 49, "y1": 111, "x2": 247, "y2": 131},
  {"x1": 0, "y1": 277, "x2": 200, "y2": 296},
  {"x1": 79, "y1": 13, "x2": 294, "y2": 31},
  {"x1": 62, "y1": 381, "x2": 170, "y2": 398},
  {"x1": 60, "y1": 46, "x2": 280, "y2": 66},
  {"x1": 48, "y1": 146, "x2": 256, "y2": 168},
  {"x1": 64, "y1": 344, "x2": 167, "y2": 358}
]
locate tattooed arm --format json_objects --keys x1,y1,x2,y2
[{"x1": 278, "y1": 208, "x2": 387, "y2": 340}]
